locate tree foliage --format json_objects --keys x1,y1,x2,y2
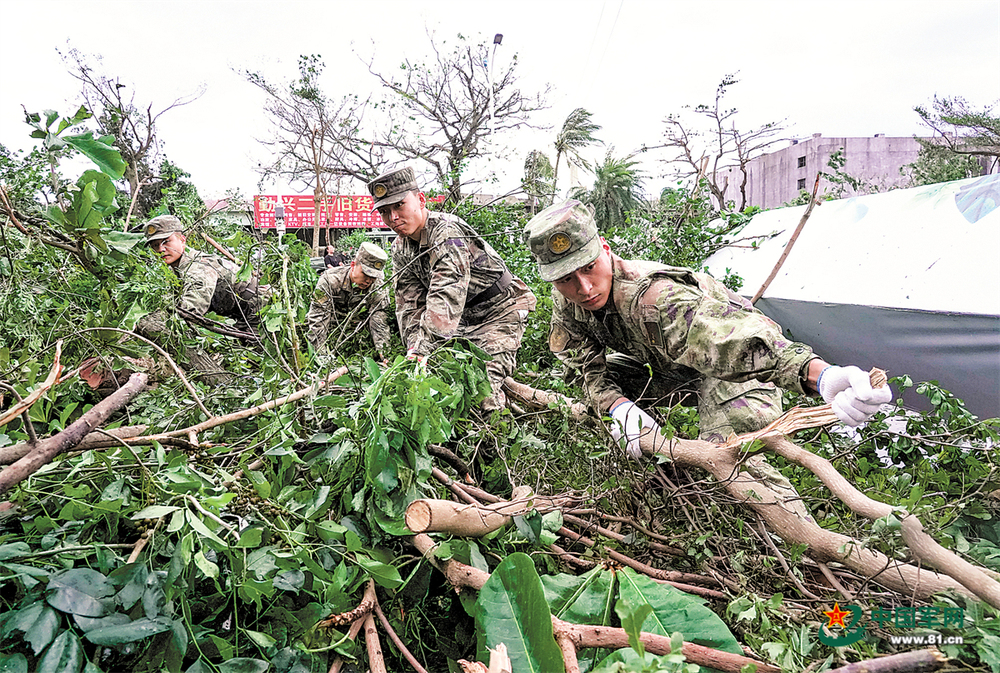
[
  {"x1": 59, "y1": 46, "x2": 203, "y2": 221},
  {"x1": 914, "y1": 95, "x2": 1000, "y2": 171},
  {"x1": 553, "y1": 107, "x2": 603, "y2": 199},
  {"x1": 652, "y1": 74, "x2": 785, "y2": 213},
  {"x1": 571, "y1": 148, "x2": 646, "y2": 231}
]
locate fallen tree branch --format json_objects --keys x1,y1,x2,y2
[
  {"x1": 503, "y1": 377, "x2": 591, "y2": 420},
  {"x1": 0, "y1": 342, "x2": 65, "y2": 427},
  {"x1": 511, "y1": 379, "x2": 996, "y2": 605},
  {"x1": 826, "y1": 647, "x2": 947, "y2": 673},
  {"x1": 0, "y1": 373, "x2": 148, "y2": 497},
  {"x1": 411, "y1": 534, "x2": 778, "y2": 673},
  {"x1": 1, "y1": 425, "x2": 149, "y2": 465}
]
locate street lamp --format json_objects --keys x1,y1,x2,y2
[
  {"x1": 488, "y1": 33, "x2": 503, "y2": 136},
  {"x1": 274, "y1": 203, "x2": 286, "y2": 239}
]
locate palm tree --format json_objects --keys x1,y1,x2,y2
[
  {"x1": 522, "y1": 150, "x2": 554, "y2": 214},
  {"x1": 553, "y1": 108, "x2": 602, "y2": 198},
  {"x1": 571, "y1": 148, "x2": 646, "y2": 231}
]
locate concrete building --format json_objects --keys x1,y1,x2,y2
[{"x1": 716, "y1": 134, "x2": 926, "y2": 210}]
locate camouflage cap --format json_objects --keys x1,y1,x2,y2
[
  {"x1": 523, "y1": 200, "x2": 602, "y2": 282},
  {"x1": 144, "y1": 215, "x2": 185, "y2": 243},
  {"x1": 355, "y1": 242, "x2": 388, "y2": 279},
  {"x1": 367, "y1": 167, "x2": 418, "y2": 211}
]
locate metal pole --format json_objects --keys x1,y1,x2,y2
[{"x1": 488, "y1": 33, "x2": 503, "y2": 136}]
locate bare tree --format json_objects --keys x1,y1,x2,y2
[
  {"x1": 360, "y1": 32, "x2": 550, "y2": 202},
  {"x1": 651, "y1": 74, "x2": 785, "y2": 212},
  {"x1": 244, "y1": 55, "x2": 369, "y2": 254},
  {"x1": 59, "y1": 46, "x2": 203, "y2": 217}
]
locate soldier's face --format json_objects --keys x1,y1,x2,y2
[
  {"x1": 552, "y1": 243, "x2": 613, "y2": 311},
  {"x1": 149, "y1": 233, "x2": 185, "y2": 266},
  {"x1": 378, "y1": 191, "x2": 427, "y2": 240},
  {"x1": 349, "y1": 262, "x2": 375, "y2": 289}
]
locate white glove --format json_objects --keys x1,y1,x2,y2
[
  {"x1": 405, "y1": 349, "x2": 427, "y2": 365},
  {"x1": 609, "y1": 401, "x2": 661, "y2": 460},
  {"x1": 818, "y1": 365, "x2": 892, "y2": 427}
]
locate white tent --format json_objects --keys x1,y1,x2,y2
[{"x1": 704, "y1": 173, "x2": 1000, "y2": 419}]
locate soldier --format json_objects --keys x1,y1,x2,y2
[
  {"x1": 523, "y1": 199, "x2": 892, "y2": 457},
  {"x1": 306, "y1": 242, "x2": 392, "y2": 362},
  {"x1": 144, "y1": 215, "x2": 266, "y2": 328},
  {"x1": 368, "y1": 166, "x2": 536, "y2": 411}
]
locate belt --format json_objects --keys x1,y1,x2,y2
[{"x1": 466, "y1": 269, "x2": 512, "y2": 309}]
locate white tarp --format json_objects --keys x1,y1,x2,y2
[{"x1": 704, "y1": 174, "x2": 1000, "y2": 419}]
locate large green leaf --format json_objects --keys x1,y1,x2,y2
[
  {"x1": 37, "y1": 630, "x2": 84, "y2": 673},
  {"x1": 46, "y1": 568, "x2": 114, "y2": 617},
  {"x1": 84, "y1": 616, "x2": 172, "y2": 645},
  {"x1": 616, "y1": 567, "x2": 742, "y2": 655},
  {"x1": 9, "y1": 602, "x2": 60, "y2": 655},
  {"x1": 0, "y1": 653, "x2": 28, "y2": 673},
  {"x1": 541, "y1": 566, "x2": 616, "y2": 626},
  {"x1": 475, "y1": 552, "x2": 564, "y2": 673},
  {"x1": 63, "y1": 132, "x2": 127, "y2": 179},
  {"x1": 218, "y1": 659, "x2": 270, "y2": 673},
  {"x1": 354, "y1": 553, "x2": 402, "y2": 590},
  {"x1": 0, "y1": 542, "x2": 31, "y2": 560}
]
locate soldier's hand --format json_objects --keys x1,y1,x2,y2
[
  {"x1": 405, "y1": 349, "x2": 427, "y2": 365},
  {"x1": 609, "y1": 400, "x2": 661, "y2": 460},
  {"x1": 818, "y1": 365, "x2": 892, "y2": 427}
]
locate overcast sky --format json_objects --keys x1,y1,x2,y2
[{"x1": 2, "y1": 0, "x2": 997, "y2": 200}]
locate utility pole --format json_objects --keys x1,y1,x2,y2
[{"x1": 488, "y1": 33, "x2": 503, "y2": 136}]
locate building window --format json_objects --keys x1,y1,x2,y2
[
  {"x1": 797, "y1": 178, "x2": 806, "y2": 190},
  {"x1": 797, "y1": 156, "x2": 806, "y2": 168}
]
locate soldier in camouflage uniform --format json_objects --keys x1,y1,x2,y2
[
  {"x1": 145, "y1": 215, "x2": 267, "y2": 328},
  {"x1": 523, "y1": 200, "x2": 891, "y2": 456},
  {"x1": 306, "y1": 242, "x2": 392, "y2": 362},
  {"x1": 368, "y1": 166, "x2": 537, "y2": 411}
]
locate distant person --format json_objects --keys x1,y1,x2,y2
[
  {"x1": 306, "y1": 242, "x2": 392, "y2": 363},
  {"x1": 523, "y1": 200, "x2": 891, "y2": 457},
  {"x1": 324, "y1": 245, "x2": 347, "y2": 269},
  {"x1": 144, "y1": 215, "x2": 267, "y2": 328},
  {"x1": 368, "y1": 166, "x2": 536, "y2": 411}
]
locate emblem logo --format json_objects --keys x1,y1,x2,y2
[
  {"x1": 548, "y1": 232, "x2": 572, "y2": 254},
  {"x1": 372, "y1": 261, "x2": 384, "y2": 270},
  {"x1": 373, "y1": 184, "x2": 388, "y2": 198},
  {"x1": 146, "y1": 224, "x2": 157, "y2": 235}
]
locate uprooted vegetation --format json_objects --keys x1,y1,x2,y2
[{"x1": 1, "y1": 109, "x2": 1000, "y2": 673}]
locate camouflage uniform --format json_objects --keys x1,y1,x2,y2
[
  {"x1": 369, "y1": 167, "x2": 536, "y2": 411},
  {"x1": 392, "y1": 211, "x2": 537, "y2": 410},
  {"x1": 549, "y1": 257, "x2": 817, "y2": 441},
  {"x1": 306, "y1": 244, "x2": 392, "y2": 358},
  {"x1": 173, "y1": 249, "x2": 265, "y2": 325}
]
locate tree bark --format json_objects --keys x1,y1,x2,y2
[
  {"x1": 0, "y1": 425, "x2": 148, "y2": 466},
  {"x1": 0, "y1": 373, "x2": 148, "y2": 497},
  {"x1": 826, "y1": 648, "x2": 947, "y2": 673}
]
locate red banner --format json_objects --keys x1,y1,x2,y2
[{"x1": 254, "y1": 195, "x2": 384, "y2": 229}]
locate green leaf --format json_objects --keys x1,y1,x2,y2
[
  {"x1": 194, "y1": 551, "x2": 220, "y2": 579},
  {"x1": 72, "y1": 612, "x2": 131, "y2": 633},
  {"x1": 131, "y1": 505, "x2": 182, "y2": 519},
  {"x1": 615, "y1": 599, "x2": 653, "y2": 659},
  {"x1": 185, "y1": 511, "x2": 227, "y2": 548},
  {"x1": 0, "y1": 653, "x2": 28, "y2": 673},
  {"x1": 9, "y1": 603, "x2": 60, "y2": 655},
  {"x1": 245, "y1": 629, "x2": 276, "y2": 649},
  {"x1": 37, "y1": 630, "x2": 84, "y2": 673},
  {"x1": 102, "y1": 230, "x2": 145, "y2": 254},
  {"x1": 617, "y1": 567, "x2": 742, "y2": 654},
  {"x1": 541, "y1": 566, "x2": 616, "y2": 626},
  {"x1": 354, "y1": 554, "x2": 402, "y2": 590},
  {"x1": 273, "y1": 569, "x2": 305, "y2": 593},
  {"x1": 218, "y1": 658, "x2": 270, "y2": 673},
  {"x1": 236, "y1": 527, "x2": 264, "y2": 548},
  {"x1": 475, "y1": 552, "x2": 564, "y2": 673},
  {"x1": 84, "y1": 616, "x2": 172, "y2": 645},
  {"x1": 63, "y1": 132, "x2": 127, "y2": 179},
  {"x1": 46, "y1": 568, "x2": 114, "y2": 617},
  {"x1": 0, "y1": 542, "x2": 31, "y2": 560}
]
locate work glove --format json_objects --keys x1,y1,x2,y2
[
  {"x1": 609, "y1": 400, "x2": 661, "y2": 460},
  {"x1": 818, "y1": 365, "x2": 892, "y2": 427},
  {"x1": 405, "y1": 349, "x2": 427, "y2": 365}
]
